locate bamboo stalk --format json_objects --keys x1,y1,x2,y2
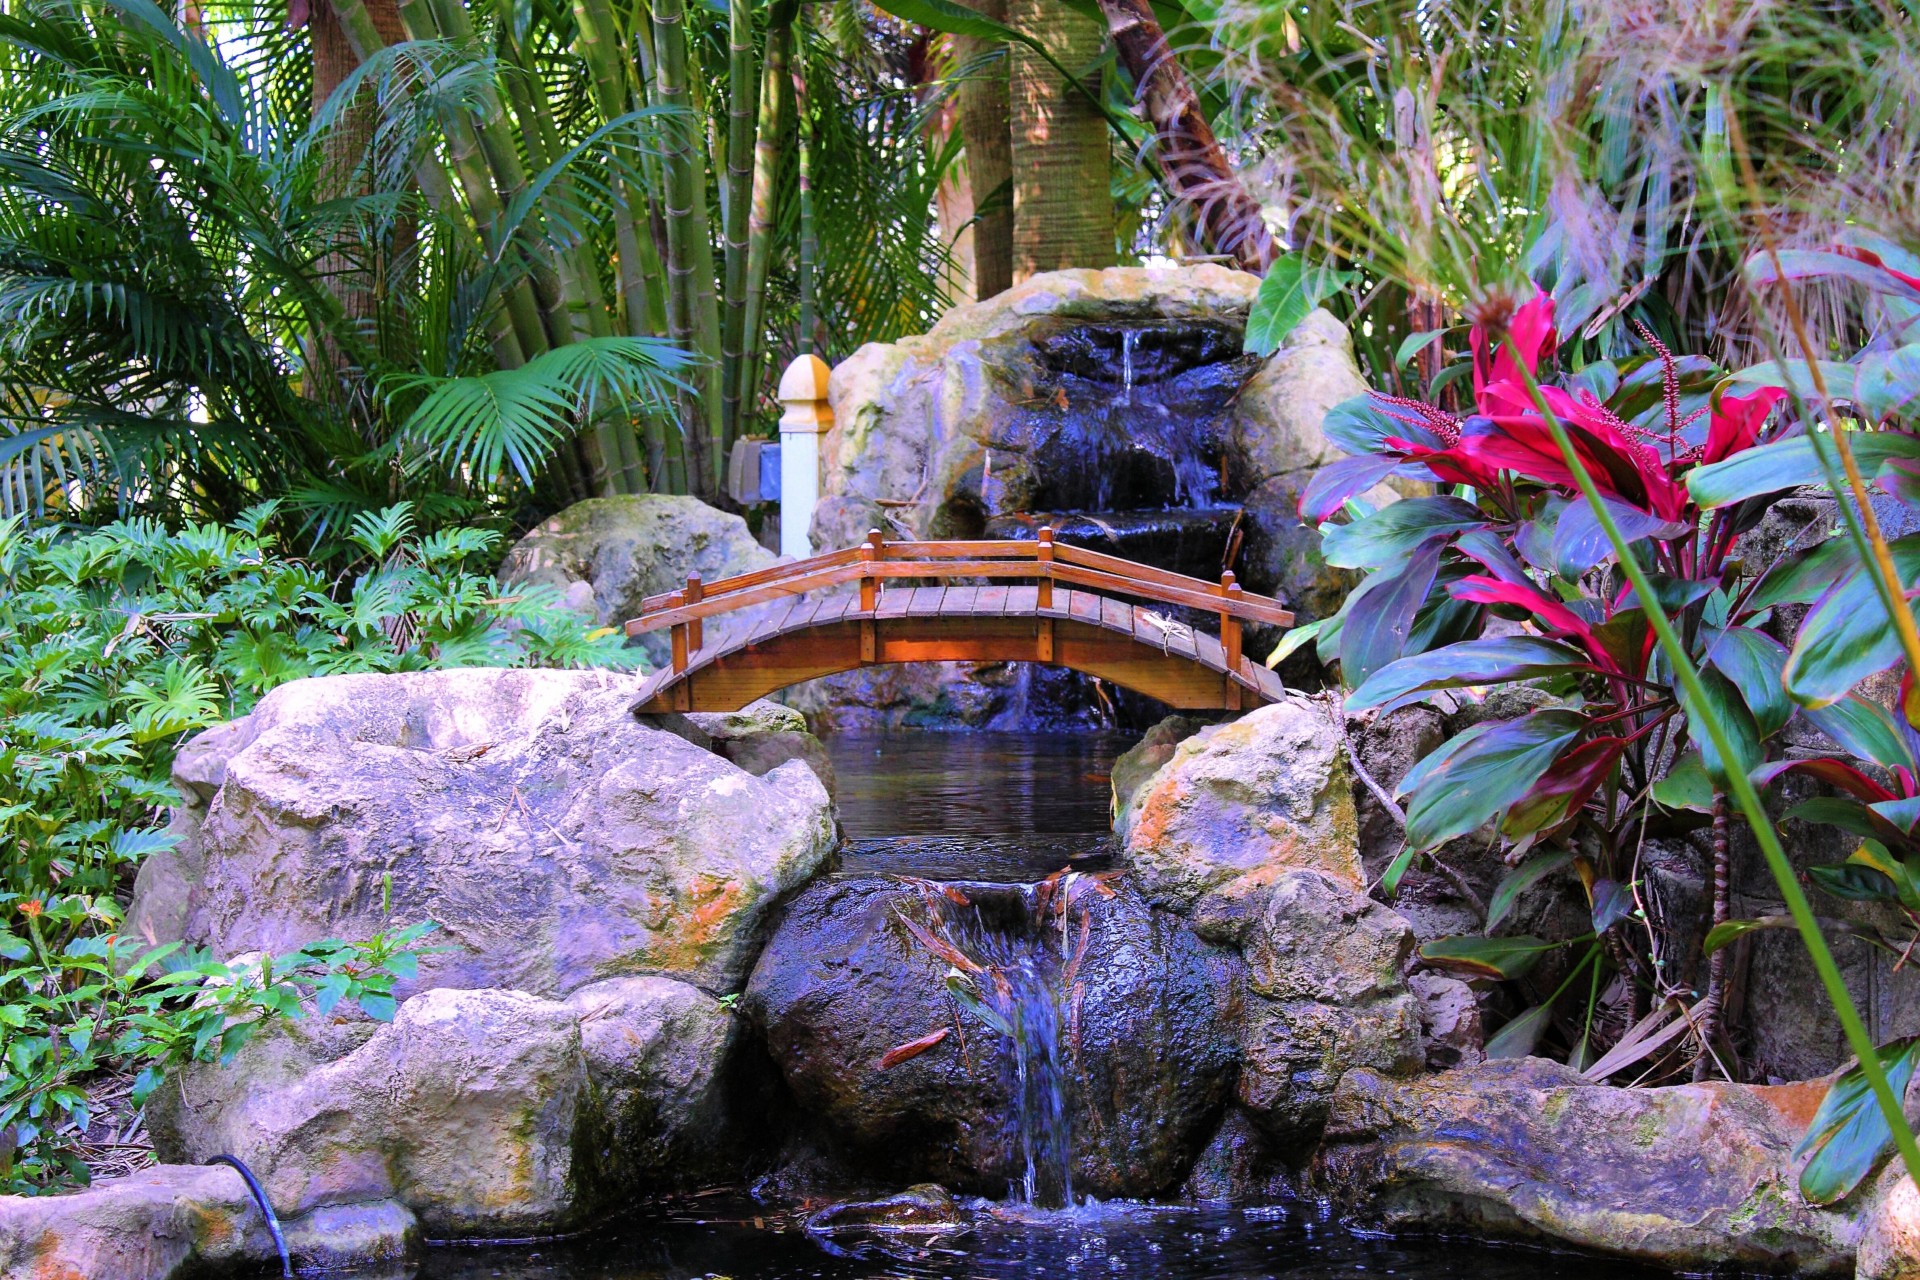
[
  {"x1": 652, "y1": 0, "x2": 717, "y2": 495},
  {"x1": 324, "y1": 0, "x2": 527, "y2": 371},
  {"x1": 737, "y1": 15, "x2": 792, "y2": 427},
  {"x1": 793, "y1": 31, "x2": 817, "y2": 353},
  {"x1": 719, "y1": 0, "x2": 759, "y2": 450}
]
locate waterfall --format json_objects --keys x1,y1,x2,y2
[
  {"x1": 901, "y1": 875, "x2": 1111, "y2": 1208},
  {"x1": 1120, "y1": 329, "x2": 1138, "y2": 406}
]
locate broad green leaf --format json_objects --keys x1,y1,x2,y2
[
  {"x1": 1808, "y1": 861, "x2": 1902, "y2": 904},
  {"x1": 1703, "y1": 918, "x2": 1791, "y2": 954},
  {"x1": 1552, "y1": 496, "x2": 1688, "y2": 577},
  {"x1": 1651, "y1": 751, "x2": 1715, "y2": 812},
  {"x1": 1264, "y1": 617, "x2": 1326, "y2": 669},
  {"x1": 1417, "y1": 934, "x2": 1559, "y2": 981},
  {"x1": 1796, "y1": 1036, "x2": 1920, "y2": 1205},
  {"x1": 1688, "y1": 431, "x2": 1920, "y2": 509},
  {"x1": 1348, "y1": 637, "x2": 1589, "y2": 713},
  {"x1": 1746, "y1": 249, "x2": 1920, "y2": 299},
  {"x1": 1485, "y1": 1003, "x2": 1555, "y2": 1059},
  {"x1": 1322, "y1": 496, "x2": 1487, "y2": 569},
  {"x1": 1750, "y1": 536, "x2": 1856, "y2": 611},
  {"x1": 1589, "y1": 878, "x2": 1636, "y2": 932},
  {"x1": 1338, "y1": 538, "x2": 1443, "y2": 687},
  {"x1": 1245, "y1": 254, "x2": 1356, "y2": 357},
  {"x1": 1402, "y1": 710, "x2": 1587, "y2": 851},
  {"x1": 1486, "y1": 850, "x2": 1574, "y2": 932},
  {"x1": 1856, "y1": 345, "x2": 1920, "y2": 423},
  {"x1": 1677, "y1": 670, "x2": 1761, "y2": 785},
  {"x1": 1708, "y1": 627, "x2": 1792, "y2": 739},
  {"x1": 1787, "y1": 560, "x2": 1920, "y2": 707},
  {"x1": 1805, "y1": 695, "x2": 1919, "y2": 773}
]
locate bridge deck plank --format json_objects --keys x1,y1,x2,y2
[
  {"x1": 876, "y1": 587, "x2": 911, "y2": 619},
  {"x1": 978, "y1": 584, "x2": 1008, "y2": 615},
  {"x1": 907, "y1": 585, "x2": 947, "y2": 616},
  {"x1": 1006, "y1": 584, "x2": 1039, "y2": 615},
  {"x1": 1067, "y1": 589, "x2": 1100, "y2": 625},
  {"x1": 1100, "y1": 596, "x2": 1132, "y2": 635}
]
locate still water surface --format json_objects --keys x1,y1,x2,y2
[{"x1": 398, "y1": 731, "x2": 1669, "y2": 1280}]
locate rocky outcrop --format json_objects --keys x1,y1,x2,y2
[
  {"x1": 0, "y1": 1164, "x2": 417, "y2": 1279},
  {"x1": 499, "y1": 495, "x2": 777, "y2": 666},
  {"x1": 127, "y1": 668, "x2": 836, "y2": 999},
  {"x1": 1863, "y1": 1171, "x2": 1920, "y2": 1280},
  {"x1": 655, "y1": 698, "x2": 837, "y2": 797},
  {"x1": 1313, "y1": 1058, "x2": 1861, "y2": 1274},
  {"x1": 1116, "y1": 698, "x2": 1361, "y2": 912},
  {"x1": 742, "y1": 875, "x2": 1238, "y2": 1199},
  {"x1": 149, "y1": 978, "x2": 739, "y2": 1240},
  {"x1": 820, "y1": 268, "x2": 1364, "y2": 535}
]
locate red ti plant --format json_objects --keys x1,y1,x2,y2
[{"x1": 1283, "y1": 289, "x2": 1822, "y2": 1073}]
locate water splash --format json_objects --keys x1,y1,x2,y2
[{"x1": 1120, "y1": 329, "x2": 1138, "y2": 406}]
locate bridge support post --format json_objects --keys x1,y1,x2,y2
[
  {"x1": 669, "y1": 588, "x2": 689, "y2": 674},
  {"x1": 777, "y1": 355, "x2": 834, "y2": 560},
  {"x1": 1219, "y1": 570, "x2": 1243, "y2": 711},
  {"x1": 859, "y1": 529, "x2": 881, "y2": 662},
  {"x1": 685, "y1": 573, "x2": 704, "y2": 653}
]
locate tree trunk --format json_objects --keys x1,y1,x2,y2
[
  {"x1": 953, "y1": 0, "x2": 1012, "y2": 299},
  {"x1": 308, "y1": 0, "x2": 407, "y2": 393},
  {"x1": 1007, "y1": 0, "x2": 1112, "y2": 281},
  {"x1": 1094, "y1": 0, "x2": 1274, "y2": 274},
  {"x1": 1694, "y1": 794, "x2": 1732, "y2": 1081}
]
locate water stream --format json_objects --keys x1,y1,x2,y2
[{"x1": 393, "y1": 731, "x2": 1666, "y2": 1280}]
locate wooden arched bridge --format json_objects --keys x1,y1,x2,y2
[{"x1": 625, "y1": 529, "x2": 1293, "y2": 714}]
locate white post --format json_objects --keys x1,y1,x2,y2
[{"x1": 776, "y1": 353, "x2": 833, "y2": 560}]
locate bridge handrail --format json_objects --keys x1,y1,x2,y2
[{"x1": 624, "y1": 527, "x2": 1293, "y2": 638}]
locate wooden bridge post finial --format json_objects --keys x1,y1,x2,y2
[
  {"x1": 777, "y1": 354, "x2": 834, "y2": 561},
  {"x1": 1219, "y1": 570, "x2": 1243, "y2": 711},
  {"x1": 1036, "y1": 524, "x2": 1055, "y2": 611},
  {"x1": 685, "y1": 572, "x2": 704, "y2": 653},
  {"x1": 668, "y1": 589, "x2": 690, "y2": 675}
]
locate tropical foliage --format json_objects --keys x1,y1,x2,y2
[{"x1": 0, "y1": 503, "x2": 626, "y2": 1190}]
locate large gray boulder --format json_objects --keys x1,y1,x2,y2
[
  {"x1": 1115, "y1": 698, "x2": 1362, "y2": 913},
  {"x1": 1312, "y1": 1057, "x2": 1862, "y2": 1274},
  {"x1": 127, "y1": 668, "x2": 836, "y2": 999},
  {"x1": 149, "y1": 978, "x2": 738, "y2": 1238},
  {"x1": 742, "y1": 874, "x2": 1238, "y2": 1200}
]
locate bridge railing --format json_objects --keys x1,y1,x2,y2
[{"x1": 624, "y1": 526, "x2": 1293, "y2": 677}]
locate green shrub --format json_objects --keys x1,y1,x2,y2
[{"x1": 0, "y1": 500, "x2": 634, "y2": 1192}]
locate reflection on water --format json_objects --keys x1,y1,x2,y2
[
  {"x1": 403, "y1": 1198, "x2": 1659, "y2": 1280},
  {"x1": 825, "y1": 730, "x2": 1127, "y2": 880},
  {"x1": 826, "y1": 730, "x2": 1128, "y2": 838}
]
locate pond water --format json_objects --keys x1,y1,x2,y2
[
  {"x1": 407, "y1": 1197, "x2": 1658, "y2": 1280},
  {"x1": 387, "y1": 731, "x2": 1669, "y2": 1280}
]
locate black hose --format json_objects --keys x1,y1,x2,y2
[{"x1": 206, "y1": 1153, "x2": 292, "y2": 1278}]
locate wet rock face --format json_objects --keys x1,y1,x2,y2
[
  {"x1": 742, "y1": 875, "x2": 1238, "y2": 1200},
  {"x1": 149, "y1": 978, "x2": 741, "y2": 1238},
  {"x1": 1312, "y1": 1058, "x2": 1860, "y2": 1274},
  {"x1": 127, "y1": 668, "x2": 836, "y2": 999}
]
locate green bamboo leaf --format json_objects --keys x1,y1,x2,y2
[
  {"x1": 1417, "y1": 934, "x2": 1559, "y2": 981},
  {"x1": 1245, "y1": 254, "x2": 1356, "y2": 357},
  {"x1": 1797, "y1": 1036, "x2": 1920, "y2": 1205}
]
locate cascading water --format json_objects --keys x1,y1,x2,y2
[{"x1": 894, "y1": 872, "x2": 1121, "y2": 1209}]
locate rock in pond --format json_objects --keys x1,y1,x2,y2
[
  {"x1": 655, "y1": 697, "x2": 837, "y2": 797},
  {"x1": 0, "y1": 1163, "x2": 416, "y2": 1279},
  {"x1": 128, "y1": 668, "x2": 837, "y2": 999},
  {"x1": 743, "y1": 873, "x2": 1238, "y2": 1200},
  {"x1": 1116, "y1": 698, "x2": 1361, "y2": 912},
  {"x1": 149, "y1": 978, "x2": 740, "y2": 1240},
  {"x1": 1312, "y1": 1057, "x2": 1861, "y2": 1274}
]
